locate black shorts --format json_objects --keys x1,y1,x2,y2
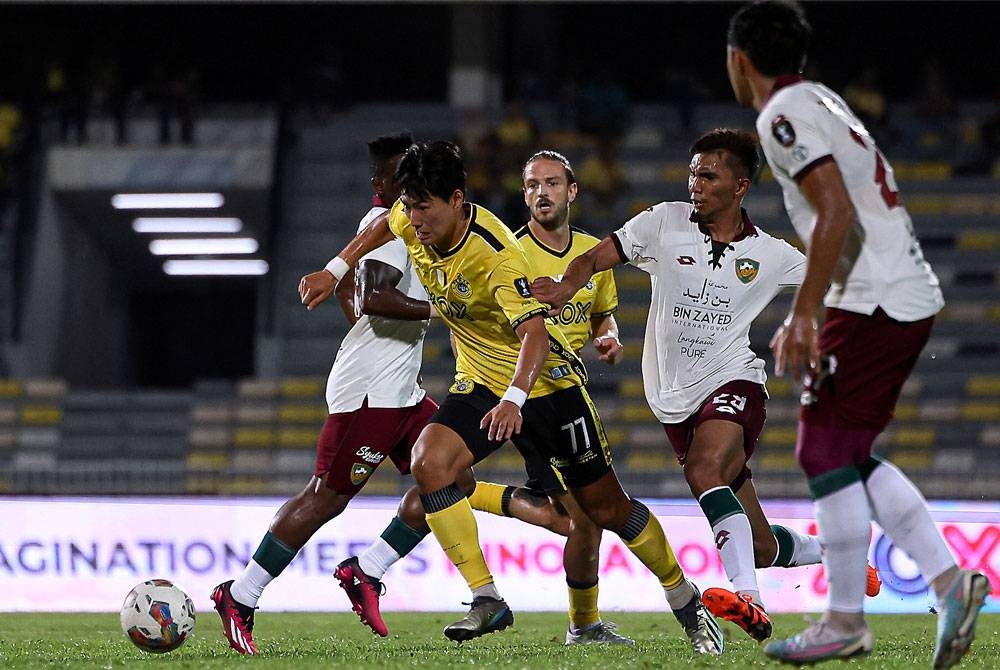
[{"x1": 429, "y1": 381, "x2": 612, "y2": 491}]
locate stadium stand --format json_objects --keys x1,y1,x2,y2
[{"x1": 0, "y1": 100, "x2": 998, "y2": 501}]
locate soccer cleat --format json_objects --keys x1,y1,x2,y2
[
  {"x1": 443, "y1": 596, "x2": 514, "y2": 642},
  {"x1": 672, "y1": 585, "x2": 724, "y2": 655},
  {"x1": 565, "y1": 621, "x2": 636, "y2": 646},
  {"x1": 211, "y1": 580, "x2": 258, "y2": 655},
  {"x1": 334, "y1": 556, "x2": 389, "y2": 637},
  {"x1": 932, "y1": 569, "x2": 991, "y2": 670},
  {"x1": 866, "y1": 563, "x2": 882, "y2": 597},
  {"x1": 702, "y1": 587, "x2": 772, "y2": 642},
  {"x1": 763, "y1": 621, "x2": 873, "y2": 664}
]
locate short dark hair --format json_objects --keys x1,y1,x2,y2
[
  {"x1": 728, "y1": 0, "x2": 811, "y2": 77},
  {"x1": 396, "y1": 140, "x2": 466, "y2": 202},
  {"x1": 689, "y1": 129, "x2": 760, "y2": 180},
  {"x1": 368, "y1": 132, "x2": 414, "y2": 168},
  {"x1": 523, "y1": 150, "x2": 577, "y2": 185}
]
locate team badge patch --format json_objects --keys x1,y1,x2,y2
[
  {"x1": 513, "y1": 277, "x2": 532, "y2": 298},
  {"x1": 450, "y1": 378, "x2": 474, "y2": 394},
  {"x1": 453, "y1": 273, "x2": 472, "y2": 298},
  {"x1": 350, "y1": 463, "x2": 373, "y2": 485},
  {"x1": 771, "y1": 115, "x2": 796, "y2": 147},
  {"x1": 735, "y1": 257, "x2": 760, "y2": 284}
]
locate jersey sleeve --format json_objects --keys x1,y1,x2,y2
[
  {"x1": 759, "y1": 103, "x2": 833, "y2": 182},
  {"x1": 355, "y1": 207, "x2": 408, "y2": 272},
  {"x1": 612, "y1": 204, "x2": 665, "y2": 274},
  {"x1": 386, "y1": 199, "x2": 409, "y2": 239},
  {"x1": 591, "y1": 268, "x2": 618, "y2": 317},
  {"x1": 777, "y1": 239, "x2": 807, "y2": 287},
  {"x1": 490, "y1": 254, "x2": 549, "y2": 330}
]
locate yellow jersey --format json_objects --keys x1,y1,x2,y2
[
  {"x1": 387, "y1": 200, "x2": 587, "y2": 397},
  {"x1": 515, "y1": 225, "x2": 618, "y2": 354}
]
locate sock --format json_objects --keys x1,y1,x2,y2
[
  {"x1": 468, "y1": 481, "x2": 514, "y2": 517},
  {"x1": 567, "y1": 579, "x2": 600, "y2": 631},
  {"x1": 230, "y1": 531, "x2": 296, "y2": 607},
  {"x1": 472, "y1": 583, "x2": 502, "y2": 600},
  {"x1": 618, "y1": 499, "x2": 685, "y2": 592},
  {"x1": 698, "y1": 486, "x2": 758, "y2": 594},
  {"x1": 771, "y1": 524, "x2": 823, "y2": 567},
  {"x1": 862, "y1": 457, "x2": 956, "y2": 584},
  {"x1": 422, "y1": 483, "x2": 495, "y2": 592},
  {"x1": 358, "y1": 516, "x2": 429, "y2": 579},
  {"x1": 665, "y1": 579, "x2": 697, "y2": 610},
  {"x1": 810, "y1": 468, "x2": 871, "y2": 613}
]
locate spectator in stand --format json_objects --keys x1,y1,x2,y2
[{"x1": 577, "y1": 135, "x2": 628, "y2": 234}]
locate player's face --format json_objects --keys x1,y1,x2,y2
[
  {"x1": 372, "y1": 154, "x2": 405, "y2": 205},
  {"x1": 523, "y1": 159, "x2": 578, "y2": 230},
  {"x1": 688, "y1": 151, "x2": 746, "y2": 224},
  {"x1": 401, "y1": 190, "x2": 466, "y2": 247},
  {"x1": 727, "y1": 46, "x2": 754, "y2": 107}
]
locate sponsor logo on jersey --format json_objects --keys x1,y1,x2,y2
[
  {"x1": 355, "y1": 445, "x2": 384, "y2": 464},
  {"x1": 350, "y1": 463, "x2": 373, "y2": 485},
  {"x1": 549, "y1": 301, "x2": 593, "y2": 326},
  {"x1": 792, "y1": 145, "x2": 810, "y2": 162},
  {"x1": 453, "y1": 273, "x2": 472, "y2": 299},
  {"x1": 771, "y1": 115, "x2": 796, "y2": 147},
  {"x1": 514, "y1": 277, "x2": 532, "y2": 298},
  {"x1": 676, "y1": 255, "x2": 696, "y2": 265},
  {"x1": 450, "y1": 377, "x2": 475, "y2": 394},
  {"x1": 735, "y1": 257, "x2": 760, "y2": 284}
]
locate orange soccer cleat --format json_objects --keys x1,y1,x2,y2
[
  {"x1": 866, "y1": 563, "x2": 882, "y2": 597},
  {"x1": 702, "y1": 587, "x2": 772, "y2": 642}
]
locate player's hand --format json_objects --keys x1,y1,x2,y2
[
  {"x1": 530, "y1": 277, "x2": 573, "y2": 315},
  {"x1": 593, "y1": 335, "x2": 623, "y2": 365},
  {"x1": 770, "y1": 312, "x2": 819, "y2": 382},
  {"x1": 299, "y1": 270, "x2": 336, "y2": 311},
  {"x1": 480, "y1": 401, "x2": 523, "y2": 442}
]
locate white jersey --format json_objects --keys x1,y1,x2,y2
[
  {"x1": 757, "y1": 78, "x2": 944, "y2": 321},
  {"x1": 613, "y1": 202, "x2": 805, "y2": 423},
  {"x1": 324, "y1": 206, "x2": 428, "y2": 413}
]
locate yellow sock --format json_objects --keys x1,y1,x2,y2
[
  {"x1": 468, "y1": 481, "x2": 508, "y2": 516},
  {"x1": 623, "y1": 514, "x2": 684, "y2": 590},
  {"x1": 425, "y1": 496, "x2": 494, "y2": 590},
  {"x1": 568, "y1": 583, "x2": 600, "y2": 630}
]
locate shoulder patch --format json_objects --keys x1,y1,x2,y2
[
  {"x1": 771, "y1": 115, "x2": 796, "y2": 147},
  {"x1": 514, "y1": 277, "x2": 532, "y2": 298}
]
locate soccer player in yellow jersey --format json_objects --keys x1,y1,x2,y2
[
  {"x1": 468, "y1": 150, "x2": 632, "y2": 645},
  {"x1": 302, "y1": 140, "x2": 723, "y2": 652}
]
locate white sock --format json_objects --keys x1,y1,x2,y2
[
  {"x1": 815, "y1": 481, "x2": 871, "y2": 613},
  {"x1": 785, "y1": 529, "x2": 823, "y2": 566},
  {"x1": 864, "y1": 459, "x2": 956, "y2": 584},
  {"x1": 358, "y1": 537, "x2": 403, "y2": 580},
  {"x1": 472, "y1": 582, "x2": 502, "y2": 600},
  {"x1": 230, "y1": 559, "x2": 274, "y2": 608},
  {"x1": 665, "y1": 579, "x2": 696, "y2": 610},
  {"x1": 711, "y1": 511, "x2": 759, "y2": 594}
]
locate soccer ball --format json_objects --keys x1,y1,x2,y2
[{"x1": 120, "y1": 579, "x2": 196, "y2": 653}]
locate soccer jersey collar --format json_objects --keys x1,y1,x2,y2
[
  {"x1": 433, "y1": 204, "x2": 477, "y2": 258},
  {"x1": 765, "y1": 74, "x2": 804, "y2": 104},
  {"x1": 525, "y1": 224, "x2": 574, "y2": 258}
]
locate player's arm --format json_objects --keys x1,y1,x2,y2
[
  {"x1": 530, "y1": 236, "x2": 623, "y2": 309},
  {"x1": 770, "y1": 160, "x2": 855, "y2": 381},
  {"x1": 356, "y1": 259, "x2": 437, "y2": 321},
  {"x1": 298, "y1": 210, "x2": 394, "y2": 311},
  {"x1": 479, "y1": 314, "x2": 549, "y2": 442},
  {"x1": 333, "y1": 266, "x2": 359, "y2": 325},
  {"x1": 590, "y1": 313, "x2": 623, "y2": 365}
]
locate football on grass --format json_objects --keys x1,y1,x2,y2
[{"x1": 120, "y1": 579, "x2": 196, "y2": 653}]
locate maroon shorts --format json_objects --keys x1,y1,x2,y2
[
  {"x1": 662, "y1": 379, "x2": 767, "y2": 478},
  {"x1": 796, "y1": 307, "x2": 933, "y2": 477},
  {"x1": 315, "y1": 396, "x2": 438, "y2": 494}
]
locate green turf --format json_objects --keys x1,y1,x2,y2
[{"x1": 0, "y1": 612, "x2": 997, "y2": 669}]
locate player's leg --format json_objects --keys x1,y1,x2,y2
[
  {"x1": 527, "y1": 386, "x2": 722, "y2": 654},
  {"x1": 214, "y1": 406, "x2": 391, "y2": 654},
  {"x1": 410, "y1": 385, "x2": 515, "y2": 641},
  {"x1": 469, "y1": 479, "x2": 572, "y2": 536}
]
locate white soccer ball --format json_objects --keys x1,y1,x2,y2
[{"x1": 120, "y1": 579, "x2": 196, "y2": 653}]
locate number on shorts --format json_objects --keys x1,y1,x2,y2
[{"x1": 561, "y1": 416, "x2": 591, "y2": 454}]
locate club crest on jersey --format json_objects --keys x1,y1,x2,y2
[
  {"x1": 350, "y1": 463, "x2": 373, "y2": 485},
  {"x1": 735, "y1": 258, "x2": 759, "y2": 284},
  {"x1": 771, "y1": 115, "x2": 796, "y2": 147},
  {"x1": 514, "y1": 277, "x2": 532, "y2": 298},
  {"x1": 450, "y1": 377, "x2": 474, "y2": 394},
  {"x1": 453, "y1": 273, "x2": 472, "y2": 299}
]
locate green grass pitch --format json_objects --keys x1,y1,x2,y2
[{"x1": 0, "y1": 612, "x2": 997, "y2": 669}]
